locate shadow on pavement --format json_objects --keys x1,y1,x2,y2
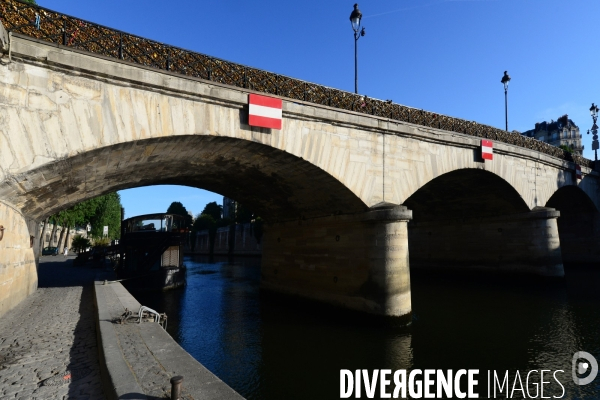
[
  {"x1": 38, "y1": 254, "x2": 116, "y2": 288},
  {"x1": 37, "y1": 255, "x2": 117, "y2": 398}
]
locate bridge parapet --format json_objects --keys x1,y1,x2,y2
[{"x1": 0, "y1": 0, "x2": 592, "y2": 168}]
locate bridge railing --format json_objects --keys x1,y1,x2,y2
[{"x1": 0, "y1": 0, "x2": 592, "y2": 168}]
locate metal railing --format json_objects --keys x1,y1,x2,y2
[{"x1": 0, "y1": 0, "x2": 592, "y2": 168}]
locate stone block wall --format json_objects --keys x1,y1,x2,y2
[
  {"x1": 261, "y1": 206, "x2": 412, "y2": 317},
  {"x1": 193, "y1": 230, "x2": 211, "y2": 254},
  {"x1": 232, "y1": 223, "x2": 261, "y2": 255},
  {"x1": 408, "y1": 207, "x2": 564, "y2": 277},
  {"x1": 0, "y1": 200, "x2": 38, "y2": 318},
  {"x1": 192, "y1": 224, "x2": 262, "y2": 256},
  {"x1": 213, "y1": 226, "x2": 231, "y2": 255}
]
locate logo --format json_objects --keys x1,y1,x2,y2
[
  {"x1": 339, "y1": 353, "x2": 599, "y2": 399},
  {"x1": 572, "y1": 351, "x2": 598, "y2": 386}
]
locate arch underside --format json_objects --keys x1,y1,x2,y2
[
  {"x1": 404, "y1": 168, "x2": 530, "y2": 221},
  {"x1": 403, "y1": 169, "x2": 565, "y2": 275},
  {"x1": 546, "y1": 185, "x2": 597, "y2": 214},
  {"x1": 0, "y1": 136, "x2": 368, "y2": 221},
  {"x1": 546, "y1": 186, "x2": 600, "y2": 265}
]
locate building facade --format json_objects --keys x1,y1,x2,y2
[
  {"x1": 522, "y1": 115, "x2": 583, "y2": 155},
  {"x1": 39, "y1": 223, "x2": 87, "y2": 249},
  {"x1": 223, "y1": 197, "x2": 236, "y2": 220}
]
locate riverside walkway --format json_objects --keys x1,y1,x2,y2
[
  {"x1": 0, "y1": 255, "x2": 244, "y2": 400},
  {"x1": 0, "y1": 254, "x2": 113, "y2": 399}
]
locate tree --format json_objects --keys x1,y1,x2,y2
[
  {"x1": 193, "y1": 213, "x2": 217, "y2": 253},
  {"x1": 55, "y1": 208, "x2": 78, "y2": 251},
  {"x1": 38, "y1": 217, "x2": 49, "y2": 252},
  {"x1": 166, "y1": 201, "x2": 193, "y2": 229},
  {"x1": 193, "y1": 213, "x2": 217, "y2": 232},
  {"x1": 47, "y1": 192, "x2": 123, "y2": 243},
  {"x1": 86, "y1": 193, "x2": 122, "y2": 239},
  {"x1": 200, "y1": 202, "x2": 222, "y2": 221},
  {"x1": 22, "y1": 0, "x2": 37, "y2": 4},
  {"x1": 48, "y1": 217, "x2": 58, "y2": 248},
  {"x1": 559, "y1": 144, "x2": 574, "y2": 154},
  {"x1": 71, "y1": 235, "x2": 91, "y2": 254}
]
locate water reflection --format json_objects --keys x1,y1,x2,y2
[{"x1": 132, "y1": 257, "x2": 600, "y2": 400}]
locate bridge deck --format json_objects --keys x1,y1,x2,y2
[{"x1": 0, "y1": 0, "x2": 590, "y2": 168}]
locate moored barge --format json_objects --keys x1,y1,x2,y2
[{"x1": 116, "y1": 213, "x2": 187, "y2": 291}]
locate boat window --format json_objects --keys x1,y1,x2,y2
[{"x1": 126, "y1": 215, "x2": 182, "y2": 233}]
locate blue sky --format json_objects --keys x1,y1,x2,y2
[{"x1": 39, "y1": 0, "x2": 600, "y2": 218}]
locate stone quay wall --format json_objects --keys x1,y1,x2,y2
[
  {"x1": 0, "y1": 200, "x2": 38, "y2": 319},
  {"x1": 192, "y1": 223, "x2": 261, "y2": 256}
]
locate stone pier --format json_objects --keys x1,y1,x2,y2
[
  {"x1": 0, "y1": 200, "x2": 38, "y2": 319},
  {"x1": 260, "y1": 204, "x2": 413, "y2": 318},
  {"x1": 408, "y1": 207, "x2": 564, "y2": 277}
]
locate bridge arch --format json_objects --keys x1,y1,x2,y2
[
  {"x1": 5, "y1": 136, "x2": 368, "y2": 222},
  {"x1": 2, "y1": 32, "x2": 600, "y2": 319},
  {"x1": 402, "y1": 168, "x2": 529, "y2": 221},
  {"x1": 404, "y1": 168, "x2": 563, "y2": 276}
]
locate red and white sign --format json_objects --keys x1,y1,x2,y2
[
  {"x1": 248, "y1": 94, "x2": 282, "y2": 129},
  {"x1": 481, "y1": 140, "x2": 493, "y2": 160},
  {"x1": 575, "y1": 164, "x2": 582, "y2": 180}
]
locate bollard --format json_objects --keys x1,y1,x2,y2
[{"x1": 170, "y1": 375, "x2": 183, "y2": 400}]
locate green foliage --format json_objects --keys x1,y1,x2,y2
[
  {"x1": 166, "y1": 201, "x2": 193, "y2": 229},
  {"x1": 93, "y1": 237, "x2": 111, "y2": 247},
  {"x1": 192, "y1": 200, "x2": 264, "y2": 251},
  {"x1": 49, "y1": 192, "x2": 123, "y2": 240},
  {"x1": 218, "y1": 217, "x2": 231, "y2": 228},
  {"x1": 193, "y1": 213, "x2": 216, "y2": 232},
  {"x1": 200, "y1": 201, "x2": 222, "y2": 221},
  {"x1": 22, "y1": 0, "x2": 37, "y2": 4},
  {"x1": 559, "y1": 144, "x2": 574, "y2": 154},
  {"x1": 71, "y1": 235, "x2": 91, "y2": 254},
  {"x1": 166, "y1": 201, "x2": 187, "y2": 215},
  {"x1": 193, "y1": 213, "x2": 217, "y2": 251},
  {"x1": 87, "y1": 193, "x2": 122, "y2": 239}
]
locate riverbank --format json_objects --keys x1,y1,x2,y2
[
  {"x1": 0, "y1": 255, "x2": 112, "y2": 399},
  {"x1": 0, "y1": 255, "x2": 244, "y2": 399},
  {"x1": 94, "y1": 279, "x2": 244, "y2": 399}
]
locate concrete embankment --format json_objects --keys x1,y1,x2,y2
[
  {"x1": 191, "y1": 223, "x2": 262, "y2": 256},
  {"x1": 94, "y1": 280, "x2": 244, "y2": 399}
]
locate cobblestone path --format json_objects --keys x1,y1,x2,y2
[{"x1": 0, "y1": 256, "x2": 114, "y2": 400}]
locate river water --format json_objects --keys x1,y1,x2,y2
[{"x1": 133, "y1": 255, "x2": 600, "y2": 399}]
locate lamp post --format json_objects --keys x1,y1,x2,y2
[
  {"x1": 350, "y1": 4, "x2": 365, "y2": 94},
  {"x1": 588, "y1": 103, "x2": 599, "y2": 161},
  {"x1": 501, "y1": 71, "x2": 511, "y2": 132}
]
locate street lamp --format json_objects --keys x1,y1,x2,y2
[
  {"x1": 350, "y1": 4, "x2": 365, "y2": 94},
  {"x1": 501, "y1": 71, "x2": 511, "y2": 131},
  {"x1": 588, "y1": 103, "x2": 599, "y2": 161}
]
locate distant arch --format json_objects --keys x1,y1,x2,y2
[
  {"x1": 546, "y1": 185, "x2": 600, "y2": 265},
  {"x1": 546, "y1": 185, "x2": 598, "y2": 214}
]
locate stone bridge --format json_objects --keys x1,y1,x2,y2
[{"x1": 1, "y1": 31, "x2": 599, "y2": 321}]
